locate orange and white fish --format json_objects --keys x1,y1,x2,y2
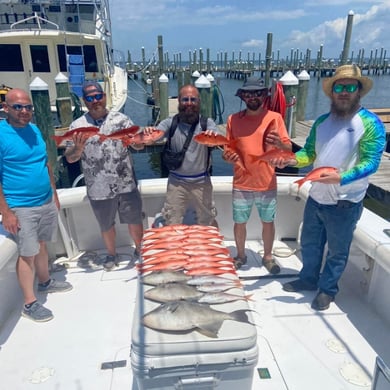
[
  {"x1": 98, "y1": 125, "x2": 140, "y2": 142},
  {"x1": 51, "y1": 126, "x2": 100, "y2": 146},
  {"x1": 294, "y1": 166, "x2": 338, "y2": 188},
  {"x1": 194, "y1": 133, "x2": 229, "y2": 147},
  {"x1": 123, "y1": 129, "x2": 165, "y2": 146},
  {"x1": 257, "y1": 149, "x2": 296, "y2": 163}
]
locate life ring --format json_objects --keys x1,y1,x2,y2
[{"x1": 0, "y1": 85, "x2": 12, "y2": 103}]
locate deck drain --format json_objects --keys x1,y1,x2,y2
[
  {"x1": 27, "y1": 367, "x2": 55, "y2": 384},
  {"x1": 339, "y1": 362, "x2": 371, "y2": 386}
]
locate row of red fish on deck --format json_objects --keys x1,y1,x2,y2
[{"x1": 139, "y1": 224, "x2": 236, "y2": 276}]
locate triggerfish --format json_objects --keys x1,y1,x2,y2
[
  {"x1": 142, "y1": 300, "x2": 256, "y2": 338},
  {"x1": 294, "y1": 166, "x2": 338, "y2": 188}
]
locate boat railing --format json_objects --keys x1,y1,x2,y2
[
  {"x1": 371, "y1": 356, "x2": 390, "y2": 390},
  {"x1": 10, "y1": 12, "x2": 59, "y2": 30}
]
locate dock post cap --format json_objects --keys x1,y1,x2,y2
[
  {"x1": 159, "y1": 73, "x2": 169, "y2": 83},
  {"x1": 195, "y1": 75, "x2": 211, "y2": 88},
  {"x1": 279, "y1": 71, "x2": 299, "y2": 86},
  {"x1": 55, "y1": 72, "x2": 69, "y2": 83},
  {"x1": 29, "y1": 77, "x2": 48, "y2": 91},
  {"x1": 297, "y1": 70, "x2": 310, "y2": 81}
]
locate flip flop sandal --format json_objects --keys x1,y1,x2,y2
[{"x1": 233, "y1": 256, "x2": 247, "y2": 270}]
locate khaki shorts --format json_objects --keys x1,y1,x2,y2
[
  {"x1": 12, "y1": 197, "x2": 58, "y2": 257},
  {"x1": 162, "y1": 177, "x2": 217, "y2": 225}
]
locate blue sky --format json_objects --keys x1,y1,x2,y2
[{"x1": 109, "y1": 0, "x2": 390, "y2": 63}]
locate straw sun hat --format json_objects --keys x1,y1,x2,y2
[{"x1": 322, "y1": 64, "x2": 373, "y2": 98}]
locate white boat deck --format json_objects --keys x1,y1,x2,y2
[{"x1": 1, "y1": 238, "x2": 389, "y2": 390}]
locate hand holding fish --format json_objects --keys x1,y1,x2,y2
[
  {"x1": 268, "y1": 156, "x2": 297, "y2": 168},
  {"x1": 222, "y1": 149, "x2": 240, "y2": 164},
  {"x1": 64, "y1": 131, "x2": 90, "y2": 163},
  {"x1": 265, "y1": 130, "x2": 283, "y2": 148}
]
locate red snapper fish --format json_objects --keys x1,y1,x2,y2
[
  {"x1": 122, "y1": 129, "x2": 165, "y2": 146},
  {"x1": 294, "y1": 166, "x2": 338, "y2": 188},
  {"x1": 99, "y1": 125, "x2": 140, "y2": 142},
  {"x1": 194, "y1": 133, "x2": 229, "y2": 147},
  {"x1": 51, "y1": 126, "x2": 100, "y2": 146},
  {"x1": 258, "y1": 149, "x2": 296, "y2": 163}
]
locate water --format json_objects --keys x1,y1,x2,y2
[{"x1": 125, "y1": 72, "x2": 390, "y2": 180}]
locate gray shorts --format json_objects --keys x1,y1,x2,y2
[
  {"x1": 12, "y1": 197, "x2": 58, "y2": 257},
  {"x1": 89, "y1": 190, "x2": 143, "y2": 232}
]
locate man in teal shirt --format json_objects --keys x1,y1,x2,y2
[{"x1": 0, "y1": 88, "x2": 72, "y2": 322}]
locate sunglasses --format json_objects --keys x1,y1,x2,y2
[
  {"x1": 180, "y1": 96, "x2": 199, "y2": 103},
  {"x1": 241, "y1": 90, "x2": 266, "y2": 98},
  {"x1": 7, "y1": 104, "x2": 34, "y2": 112},
  {"x1": 332, "y1": 84, "x2": 359, "y2": 94},
  {"x1": 84, "y1": 93, "x2": 104, "y2": 103}
]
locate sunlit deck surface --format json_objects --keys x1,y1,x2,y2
[{"x1": 1, "y1": 239, "x2": 389, "y2": 389}]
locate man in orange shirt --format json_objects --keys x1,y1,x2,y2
[{"x1": 223, "y1": 77, "x2": 292, "y2": 273}]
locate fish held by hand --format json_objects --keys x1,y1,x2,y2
[
  {"x1": 258, "y1": 149, "x2": 296, "y2": 163},
  {"x1": 123, "y1": 129, "x2": 165, "y2": 146},
  {"x1": 194, "y1": 133, "x2": 229, "y2": 147},
  {"x1": 294, "y1": 166, "x2": 338, "y2": 188},
  {"x1": 51, "y1": 126, "x2": 99, "y2": 146},
  {"x1": 98, "y1": 125, "x2": 140, "y2": 142}
]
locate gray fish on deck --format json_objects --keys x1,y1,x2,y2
[
  {"x1": 142, "y1": 300, "x2": 255, "y2": 338},
  {"x1": 141, "y1": 270, "x2": 191, "y2": 285},
  {"x1": 144, "y1": 282, "x2": 204, "y2": 303}
]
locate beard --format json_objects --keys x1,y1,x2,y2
[
  {"x1": 331, "y1": 94, "x2": 361, "y2": 117},
  {"x1": 245, "y1": 98, "x2": 262, "y2": 112},
  {"x1": 178, "y1": 104, "x2": 200, "y2": 124}
]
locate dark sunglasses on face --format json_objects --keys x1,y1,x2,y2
[
  {"x1": 241, "y1": 90, "x2": 266, "y2": 98},
  {"x1": 7, "y1": 104, "x2": 34, "y2": 112},
  {"x1": 84, "y1": 93, "x2": 104, "y2": 103},
  {"x1": 180, "y1": 96, "x2": 199, "y2": 103},
  {"x1": 333, "y1": 84, "x2": 359, "y2": 94}
]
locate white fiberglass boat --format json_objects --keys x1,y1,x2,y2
[
  {"x1": 0, "y1": 176, "x2": 390, "y2": 389},
  {"x1": 0, "y1": 0, "x2": 127, "y2": 113}
]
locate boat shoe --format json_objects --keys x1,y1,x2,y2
[
  {"x1": 262, "y1": 257, "x2": 281, "y2": 274},
  {"x1": 233, "y1": 256, "x2": 247, "y2": 270}
]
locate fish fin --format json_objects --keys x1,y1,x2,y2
[
  {"x1": 230, "y1": 309, "x2": 257, "y2": 326},
  {"x1": 196, "y1": 322, "x2": 223, "y2": 338},
  {"x1": 294, "y1": 178, "x2": 305, "y2": 188}
]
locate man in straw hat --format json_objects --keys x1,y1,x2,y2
[{"x1": 272, "y1": 64, "x2": 386, "y2": 310}]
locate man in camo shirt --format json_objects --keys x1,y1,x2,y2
[{"x1": 64, "y1": 81, "x2": 143, "y2": 270}]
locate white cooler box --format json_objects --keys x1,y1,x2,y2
[{"x1": 131, "y1": 281, "x2": 258, "y2": 390}]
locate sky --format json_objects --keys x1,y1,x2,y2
[{"x1": 108, "y1": 0, "x2": 390, "y2": 64}]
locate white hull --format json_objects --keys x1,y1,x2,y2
[
  {"x1": 0, "y1": 0, "x2": 127, "y2": 113},
  {"x1": 1, "y1": 176, "x2": 390, "y2": 389}
]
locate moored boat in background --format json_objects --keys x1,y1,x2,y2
[{"x1": 0, "y1": 0, "x2": 127, "y2": 114}]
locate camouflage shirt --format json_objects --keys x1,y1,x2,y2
[{"x1": 69, "y1": 111, "x2": 137, "y2": 200}]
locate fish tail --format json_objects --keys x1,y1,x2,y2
[
  {"x1": 294, "y1": 178, "x2": 305, "y2": 188},
  {"x1": 51, "y1": 135, "x2": 61, "y2": 146},
  {"x1": 230, "y1": 309, "x2": 256, "y2": 325}
]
